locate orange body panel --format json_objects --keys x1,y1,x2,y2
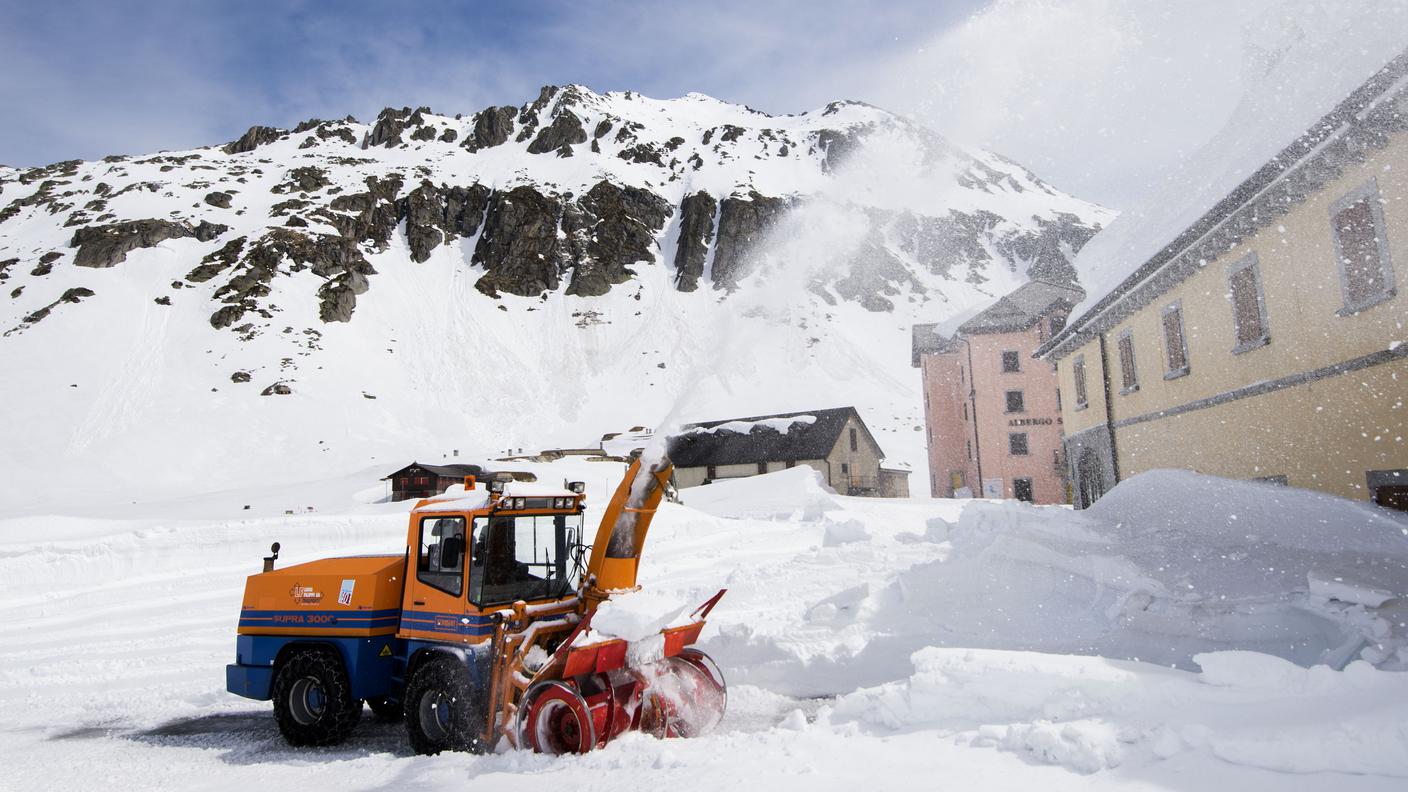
[{"x1": 237, "y1": 555, "x2": 404, "y2": 637}]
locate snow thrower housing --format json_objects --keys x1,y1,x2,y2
[{"x1": 225, "y1": 459, "x2": 726, "y2": 754}]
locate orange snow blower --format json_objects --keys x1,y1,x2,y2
[{"x1": 225, "y1": 455, "x2": 727, "y2": 754}]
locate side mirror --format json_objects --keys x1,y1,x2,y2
[
  {"x1": 262, "y1": 541, "x2": 281, "y2": 573},
  {"x1": 441, "y1": 535, "x2": 464, "y2": 568}
]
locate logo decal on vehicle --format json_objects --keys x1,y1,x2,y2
[{"x1": 338, "y1": 578, "x2": 356, "y2": 606}]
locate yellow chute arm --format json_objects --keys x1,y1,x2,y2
[{"x1": 583, "y1": 456, "x2": 674, "y2": 600}]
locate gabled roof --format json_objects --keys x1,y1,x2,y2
[
  {"x1": 385, "y1": 462, "x2": 484, "y2": 480},
  {"x1": 667, "y1": 406, "x2": 882, "y2": 467},
  {"x1": 911, "y1": 323, "x2": 963, "y2": 367},
  {"x1": 956, "y1": 279, "x2": 1084, "y2": 335}
]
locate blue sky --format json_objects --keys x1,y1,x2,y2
[
  {"x1": 0, "y1": 1, "x2": 981, "y2": 166},
  {"x1": 0, "y1": 1, "x2": 1322, "y2": 206}
]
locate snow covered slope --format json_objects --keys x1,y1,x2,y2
[
  {"x1": 0, "y1": 86, "x2": 1111, "y2": 511},
  {"x1": 1, "y1": 461, "x2": 1404, "y2": 789}
]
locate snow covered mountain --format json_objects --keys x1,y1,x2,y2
[{"x1": 0, "y1": 85, "x2": 1111, "y2": 509}]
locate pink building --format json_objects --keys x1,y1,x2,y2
[{"x1": 913, "y1": 280, "x2": 1083, "y2": 504}]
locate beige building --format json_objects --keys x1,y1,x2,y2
[
  {"x1": 667, "y1": 407, "x2": 908, "y2": 497},
  {"x1": 1037, "y1": 49, "x2": 1408, "y2": 512}
]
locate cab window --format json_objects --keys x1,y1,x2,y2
[
  {"x1": 469, "y1": 514, "x2": 581, "y2": 606},
  {"x1": 417, "y1": 516, "x2": 466, "y2": 596}
]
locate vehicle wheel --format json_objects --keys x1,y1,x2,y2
[
  {"x1": 403, "y1": 655, "x2": 485, "y2": 755},
  {"x1": 271, "y1": 647, "x2": 363, "y2": 746},
  {"x1": 366, "y1": 696, "x2": 403, "y2": 722},
  {"x1": 521, "y1": 681, "x2": 595, "y2": 754}
]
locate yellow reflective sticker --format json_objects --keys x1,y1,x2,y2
[{"x1": 379, "y1": 644, "x2": 392, "y2": 658}]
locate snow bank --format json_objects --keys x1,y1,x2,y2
[
  {"x1": 832, "y1": 647, "x2": 1408, "y2": 777},
  {"x1": 679, "y1": 466, "x2": 843, "y2": 521}
]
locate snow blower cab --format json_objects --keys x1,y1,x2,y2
[{"x1": 226, "y1": 459, "x2": 727, "y2": 755}]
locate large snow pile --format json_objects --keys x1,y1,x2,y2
[{"x1": 2, "y1": 460, "x2": 1406, "y2": 789}]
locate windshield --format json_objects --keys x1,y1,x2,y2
[{"x1": 468, "y1": 513, "x2": 583, "y2": 606}]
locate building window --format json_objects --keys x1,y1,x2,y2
[
  {"x1": 1055, "y1": 387, "x2": 1062, "y2": 411},
  {"x1": 1331, "y1": 179, "x2": 1396, "y2": 313},
  {"x1": 1009, "y1": 432, "x2": 1029, "y2": 456},
  {"x1": 849, "y1": 427, "x2": 858, "y2": 452},
  {"x1": 1073, "y1": 355, "x2": 1089, "y2": 410},
  {"x1": 1002, "y1": 350, "x2": 1021, "y2": 373},
  {"x1": 1227, "y1": 253, "x2": 1270, "y2": 353},
  {"x1": 1161, "y1": 302, "x2": 1190, "y2": 379},
  {"x1": 962, "y1": 402, "x2": 968, "y2": 421},
  {"x1": 1005, "y1": 390, "x2": 1025, "y2": 413},
  {"x1": 1117, "y1": 330, "x2": 1138, "y2": 394},
  {"x1": 757, "y1": 462, "x2": 768, "y2": 474},
  {"x1": 966, "y1": 439, "x2": 972, "y2": 460},
  {"x1": 841, "y1": 463, "x2": 850, "y2": 475},
  {"x1": 707, "y1": 465, "x2": 717, "y2": 480},
  {"x1": 1050, "y1": 315, "x2": 1066, "y2": 336},
  {"x1": 1014, "y1": 478, "x2": 1034, "y2": 503}
]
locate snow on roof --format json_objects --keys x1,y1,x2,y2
[
  {"x1": 1062, "y1": 3, "x2": 1408, "y2": 332},
  {"x1": 502, "y1": 481, "x2": 577, "y2": 498},
  {"x1": 668, "y1": 406, "x2": 879, "y2": 467},
  {"x1": 956, "y1": 279, "x2": 1084, "y2": 335},
  {"x1": 415, "y1": 487, "x2": 491, "y2": 513}
]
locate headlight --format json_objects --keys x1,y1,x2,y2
[{"x1": 568, "y1": 481, "x2": 586, "y2": 494}]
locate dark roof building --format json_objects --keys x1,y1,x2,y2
[{"x1": 669, "y1": 406, "x2": 905, "y2": 497}]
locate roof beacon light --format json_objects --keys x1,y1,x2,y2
[{"x1": 568, "y1": 481, "x2": 586, "y2": 494}]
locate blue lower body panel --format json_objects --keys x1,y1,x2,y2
[
  {"x1": 227, "y1": 663, "x2": 274, "y2": 700},
  {"x1": 226, "y1": 634, "x2": 400, "y2": 702}
]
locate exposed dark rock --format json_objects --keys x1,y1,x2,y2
[
  {"x1": 527, "y1": 111, "x2": 587, "y2": 156},
  {"x1": 61, "y1": 286, "x2": 95, "y2": 303},
  {"x1": 366, "y1": 107, "x2": 413, "y2": 148},
  {"x1": 231, "y1": 371, "x2": 251, "y2": 383},
  {"x1": 0, "y1": 257, "x2": 16, "y2": 281},
  {"x1": 209, "y1": 228, "x2": 375, "y2": 327},
  {"x1": 10, "y1": 286, "x2": 21, "y2": 298},
  {"x1": 672, "y1": 191, "x2": 716, "y2": 292},
  {"x1": 285, "y1": 215, "x2": 308, "y2": 227},
  {"x1": 154, "y1": 295, "x2": 171, "y2": 305},
  {"x1": 464, "y1": 106, "x2": 516, "y2": 152},
  {"x1": 833, "y1": 232, "x2": 923, "y2": 312},
  {"x1": 320, "y1": 174, "x2": 403, "y2": 249},
  {"x1": 593, "y1": 119, "x2": 613, "y2": 139},
  {"x1": 711, "y1": 191, "x2": 787, "y2": 290},
  {"x1": 203, "y1": 191, "x2": 232, "y2": 208},
  {"x1": 473, "y1": 186, "x2": 563, "y2": 297},
  {"x1": 617, "y1": 143, "x2": 664, "y2": 166},
  {"x1": 260, "y1": 382, "x2": 292, "y2": 396},
  {"x1": 186, "y1": 236, "x2": 245, "y2": 282},
  {"x1": 814, "y1": 127, "x2": 866, "y2": 173},
  {"x1": 439, "y1": 128, "x2": 458, "y2": 143},
  {"x1": 276, "y1": 166, "x2": 331, "y2": 194},
  {"x1": 39, "y1": 251, "x2": 61, "y2": 264},
  {"x1": 719, "y1": 125, "x2": 745, "y2": 143},
  {"x1": 223, "y1": 126, "x2": 283, "y2": 155},
  {"x1": 31, "y1": 262, "x2": 53, "y2": 277},
  {"x1": 270, "y1": 198, "x2": 310, "y2": 216},
  {"x1": 193, "y1": 220, "x2": 228, "y2": 242},
  {"x1": 71, "y1": 219, "x2": 194, "y2": 268},
  {"x1": 399, "y1": 181, "x2": 492, "y2": 262},
  {"x1": 209, "y1": 304, "x2": 246, "y2": 329},
  {"x1": 410, "y1": 125, "x2": 437, "y2": 142},
  {"x1": 561, "y1": 181, "x2": 671, "y2": 296},
  {"x1": 515, "y1": 86, "x2": 558, "y2": 142}
]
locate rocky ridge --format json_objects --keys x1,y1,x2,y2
[{"x1": 0, "y1": 85, "x2": 1110, "y2": 339}]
